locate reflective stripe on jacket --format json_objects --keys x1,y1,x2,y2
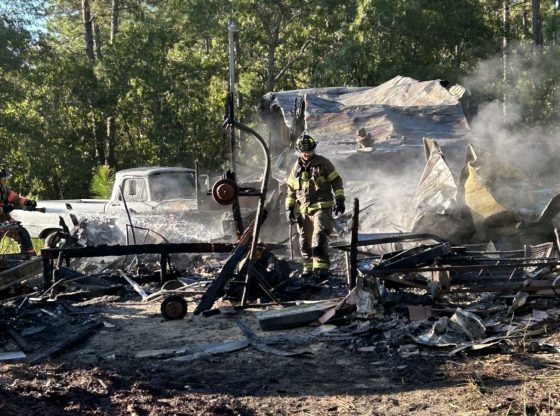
[{"x1": 285, "y1": 154, "x2": 344, "y2": 214}]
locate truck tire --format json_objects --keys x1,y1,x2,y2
[{"x1": 44, "y1": 230, "x2": 63, "y2": 249}]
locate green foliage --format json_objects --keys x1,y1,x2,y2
[
  {"x1": 90, "y1": 164, "x2": 115, "y2": 199},
  {"x1": 0, "y1": 236, "x2": 44, "y2": 255},
  {"x1": 0, "y1": 0, "x2": 558, "y2": 201}
]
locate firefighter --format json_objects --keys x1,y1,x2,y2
[
  {"x1": 285, "y1": 134, "x2": 345, "y2": 279},
  {"x1": 0, "y1": 168, "x2": 37, "y2": 258}
]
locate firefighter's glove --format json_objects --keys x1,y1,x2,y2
[
  {"x1": 334, "y1": 199, "x2": 345, "y2": 215},
  {"x1": 2, "y1": 205, "x2": 14, "y2": 214},
  {"x1": 25, "y1": 199, "x2": 37, "y2": 208},
  {"x1": 286, "y1": 207, "x2": 298, "y2": 225}
]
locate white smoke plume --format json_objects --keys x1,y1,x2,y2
[{"x1": 461, "y1": 43, "x2": 560, "y2": 190}]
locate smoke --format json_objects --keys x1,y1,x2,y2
[
  {"x1": 77, "y1": 212, "x2": 226, "y2": 246},
  {"x1": 233, "y1": 50, "x2": 560, "y2": 241},
  {"x1": 235, "y1": 116, "x2": 430, "y2": 237},
  {"x1": 461, "y1": 43, "x2": 560, "y2": 191},
  {"x1": 345, "y1": 166, "x2": 425, "y2": 233}
]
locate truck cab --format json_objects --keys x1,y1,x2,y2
[
  {"x1": 13, "y1": 166, "x2": 210, "y2": 239},
  {"x1": 106, "y1": 167, "x2": 201, "y2": 214}
]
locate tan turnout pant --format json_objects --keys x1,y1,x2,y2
[{"x1": 297, "y1": 208, "x2": 335, "y2": 272}]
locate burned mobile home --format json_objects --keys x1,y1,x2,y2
[
  {"x1": 260, "y1": 75, "x2": 471, "y2": 179},
  {"x1": 1, "y1": 73, "x2": 560, "y2": 378},
  {"x1": 261, "y1": 75, "x2": 560, "y2": 249}
]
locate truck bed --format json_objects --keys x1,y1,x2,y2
[{"x1": 38, "y1": 199, "x2": 110, "y2": 213}]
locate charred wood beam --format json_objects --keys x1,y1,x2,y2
[
  {"x1": 349, "y1": 197, "x2": 359, "y2": 289},
  {"x1": 194, "y1": 222, "x2": 255, "y2": 315},
  {"x1": 377, "y1": 243, "x2": 451, "y2": 270},
  {"x1": 366, "y1": 259, "x2": 560, "y2": 276},
  {"x1": 333, "y1": 232, "x2": 447, "y2": 251},
  {"x1": 41, "y1": 242, "x2": 234, "y2": 260},
  {"x1": 31, "y1": 320, "x2": 103, "y2": 364},
  {"x1": 449, "y1": 284, "x2": 559, "y2": 294},
  {"x1": 0, "y1": 257, "x2": 43, "y2": 291},
  {"x1": 368, "y1": 270, "x2": 559, "y2": 295},
  {"x1": 448, "y1": 256, "x2": 560, "y2": 263},
  {"x1": 0, "y1": 323, "x2": 33, "y2": 353}
]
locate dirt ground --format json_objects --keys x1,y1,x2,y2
[{"x1": 2, "y1": 272, "x2": 560, "y2": 416}]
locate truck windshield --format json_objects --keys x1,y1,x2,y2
[{"x1": 149, "y1": 172, "x2": 196, "y2": 201}]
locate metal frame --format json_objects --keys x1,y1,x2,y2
[
  {"x1": 41, "y1": 242, "x2": 235, "y2": 285},
  {"x1": 334, "y1": 198, "x2": 560, "y2": 295}
]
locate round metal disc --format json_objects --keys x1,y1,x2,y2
[{"x1": 212, "y1": 178, "x2": 238, "y2": 205}]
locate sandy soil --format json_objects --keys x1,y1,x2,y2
[{"x1": 1, "y1": 274, "x2": 560, "y2": 416}]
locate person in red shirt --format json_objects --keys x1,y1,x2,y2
[{"x1": 0, "y1": 168, "x2": 37, "y2": 258}]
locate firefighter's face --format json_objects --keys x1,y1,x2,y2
[{"x1": 301, "y1": 150, "x2": 315, "y2": 161}]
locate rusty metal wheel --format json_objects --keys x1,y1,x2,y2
[
  {"x1": 211, "y1": 178, "x2": 238, "y2": 205},
  {"x1": 160, "y1": 295, "x2": 188, "y2": 320}
]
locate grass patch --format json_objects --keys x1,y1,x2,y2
[{"x1": 0, "y1": 236, "x2": 44, "y2": 255}]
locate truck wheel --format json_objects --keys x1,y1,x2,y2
[
  {"x1": 160, "y1": 295, "x2": 188, "y2": 320},
  {"x1": 44, "y1": 231, "x2": 63, "y2": 249}
]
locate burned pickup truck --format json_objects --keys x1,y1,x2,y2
[{"x1": 12, "y1": 167, "x2": 215, "y2": 240}]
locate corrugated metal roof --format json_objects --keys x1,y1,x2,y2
[{"x1": 261, "y1": 76, "x2": 471, "y2": 163}]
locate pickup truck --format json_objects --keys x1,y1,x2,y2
[{"x1": 12, "y1": 167, "x2": 212, "y2": 239}]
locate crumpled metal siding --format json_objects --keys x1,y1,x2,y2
[{"x1": 261, "y1": 76, "x2": 471, "y2": 170}]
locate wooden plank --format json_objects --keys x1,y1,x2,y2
[
  {"x1": 193, "y1": 221, "x2": 255, "y2": 315},
  {"x1": 30, "y1": 320, "x2": 103, "y2": 364},
  {"x1": 0, "y1": 257, "x2": 42, "y2": 291}
]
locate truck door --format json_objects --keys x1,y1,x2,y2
[{"x1": 107, "y1": 177, "x2": 155, "y2": 214}]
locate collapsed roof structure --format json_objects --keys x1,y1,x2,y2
[
  {"x1": 260, "y1": 75, "x2": 470, "y2": 177},
  {"x1": 261, "y1": 76, "x2": 560, "y2": 248}
]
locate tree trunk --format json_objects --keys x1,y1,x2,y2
[
  {"x1": 107, "y1": 0, "x2": 120, "y2": 169},
  {"x1": 502, "y1": 0, "x2": 510, "y2": 120},
  {"x1": 110, "y1": 0, "x2": 120, "y2": 43},
  {"x1": 92, "y1": 113, "x2": 106, "y2": 165},
  {"x1": 266, "y1": 33, "x2": 277, "y2": 92},
  {"x1": 81, "y1": 0, "x2": 94, "y2": 62},
  {"x1": 266, "y1": 19, "x2": 281, "y2": 92},
  {"x1": 106, "y1": 117, "x2": 116, "y2": 168},
  {"x1": 93, "y1": 16, "x2": 102, "y2": 60},
  {"x1": 522, "y1": 0, "x2": 530, "y2": 36},
  {"x1": 532, "y1": 0, "x2": 542, "y2": 47},
  {"x1": 82, "y1": 0, "x2": 105, "y2": 165}
]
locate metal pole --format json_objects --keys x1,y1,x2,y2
[
  {"x1": 228, "y1": 20, "x2": 237, "y2": 173},
  {"x1": 222, "y1": 22, "x2": 272, "y2": 306},
  {"x1": 234, "y1": 122, "x2": 271, "y2": 306},
  {"x1": 228, "y1": 21, "x2": 236, "y2": 102},
  {"x1": 119, "y1": 185, "x2": 137, "y2": 245},
  {"x1": 195, "y1": 160, "x2": 199, "y2": 197},
  {"x1": 289, "y1": 222, "x2": 294, "y2": 260}
]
